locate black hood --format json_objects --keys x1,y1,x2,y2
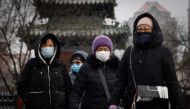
[
  {"x1": 34, "y1": 33, "x2": 61, "y2": 64},
  {"x1": 133, "y1": 13, "x2": 163, "y2": 49},
  {"x1": 86, "y1": 54, "x2": 119, "y2": 70}
]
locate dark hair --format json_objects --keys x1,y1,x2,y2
[{"x1": 41, "y1": 35, "x2": 56, "y2": 46}]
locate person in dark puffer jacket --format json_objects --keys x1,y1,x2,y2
[
  {"x1": 109, "y1": 13, "x2": 184, "y2": 109},
  {"x1": 69, "y1": 35, "x2": 119, "y2": 109},
  {"x1": 17, "y1": 33, "x2": 72, "y2": 109}
]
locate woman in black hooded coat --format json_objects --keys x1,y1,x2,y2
[
  {"x1": 109, "y1": 13, "x2": 184, "y2": 109},
  {"x1": 17, "y1": 33, "x2": 72, "y2": 109}
]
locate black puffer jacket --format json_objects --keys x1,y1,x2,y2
[
  {"x1": 69, "y1": 54, "x2": 119, "y2": 109},
  {"x1": 110, "y1": 13, "x2": 184, "y2": 109},
  {"x1": 17, "y1": 33, "x2": 72, "y2": 109}
]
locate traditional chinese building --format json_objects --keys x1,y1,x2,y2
[
  {"x1": 28, "y1": 0, "x2": 130, "y2": 69},
  {"x1": 29, "y1": 0, "x2": 130, "y2": 51}
]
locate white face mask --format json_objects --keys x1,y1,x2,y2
[
  {"x1": 41, "y1": 47, "x2": 55, "y2": 58},
  {"x1": 95, "y1": 51, "x2": 110, "y2": 62}
]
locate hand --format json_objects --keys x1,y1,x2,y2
[{"x1": 109, "y1": 105, "x2": 118, "y2": 109}]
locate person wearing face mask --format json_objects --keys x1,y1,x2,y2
[
  {"x1": 109, "y1": 13, "x2": 184, "y2": 109},
  {"x1": 69, "y1": 50, "x2": 88, "y2": 84},
  {"x1": 17, "y1": 33, "x2": 72, "y2": 109},
  {"x1": 69, "y1": 35, "x2": 119, "y2": 109}
]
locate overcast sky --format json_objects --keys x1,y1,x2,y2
[{"x1": 115, "y1": 0, "x2": 188, "y2": 23}]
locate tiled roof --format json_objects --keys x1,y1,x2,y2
[
  {"x1": 30, "y1": 27, "x2": 129, "y2": 37},
  {"x1": 40, "y1": 0, "x2": 115, "y2": 5},
  {"x1": 137, "y1": 1, "x2": 170, "y2": 13}
]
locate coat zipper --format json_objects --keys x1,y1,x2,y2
[{"x1": 47, "y1": 65, "x2": 52, "y2": 108}]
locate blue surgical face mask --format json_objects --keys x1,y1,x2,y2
[
  {"x1": 41, "y1": 47, "x2": 55, "y2": 58},
  {"x1": 71, "y1": 63, "x2": 83, "y2": 74}
]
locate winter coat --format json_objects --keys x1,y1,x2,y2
[
  {"x1": 110, "y1": 13, "x2": 184, "y2": 109},
  {"x1": 69, "y1": 54, "x2": 119, "y2": 109},
  {"x1": 17, "y1": 33, "x2": 72, "y2": 109}
]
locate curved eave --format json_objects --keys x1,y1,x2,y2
[
  {"x1": 37, "y1": 0, "x2": 116, "y2": 5},
  {"x1": 30, "y1": 27, "x2": 129, "y2": 38}
]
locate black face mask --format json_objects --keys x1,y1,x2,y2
[{"x1": 135, "y1": 32, "x2": 153, "y2": 47}]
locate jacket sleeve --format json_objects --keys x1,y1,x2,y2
[
  {"x1": 62, "y1": 64, "x2": 72, "y2": 109},
  {"x1": 109, "y1": 48, "x2": 129, "y2": 106},
  {"x1": 162, "y1": 47, "x2": 185, "y2": 109},
  {"x1": 69, "y1": 64, "x2": 87, "y2": 109},
  {"x1": 17, "y1": 59, "x2": 33, "y2": 103}
]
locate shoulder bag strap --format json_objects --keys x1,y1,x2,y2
[
  {"x1": 98, "y1": 68, "x2": 110, "y2": 102},
  {"x1": 129, "y1": 46, "x2": 137, "y2": 109},
  {"x1": 129, "y1": 45, "x2": 137, "y2": 89}
]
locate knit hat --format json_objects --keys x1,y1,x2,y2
[
  {"x1": 137, "y1": 17, "x2": 153, "y2": 28},
  {"x1": 92, "y1": 35, "x2": 113, "y2": 54}
]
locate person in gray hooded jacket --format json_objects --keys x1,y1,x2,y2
[
  {"x1": 69, "y1": 50, "x2": 88, "y2": 84},
  {"x1": 17, "y1": 33, "x2": 72, "y2": 109}
]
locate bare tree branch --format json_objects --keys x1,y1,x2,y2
[{"x1": 0, "y1": 70, "x2": 13, "y2": 95}]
